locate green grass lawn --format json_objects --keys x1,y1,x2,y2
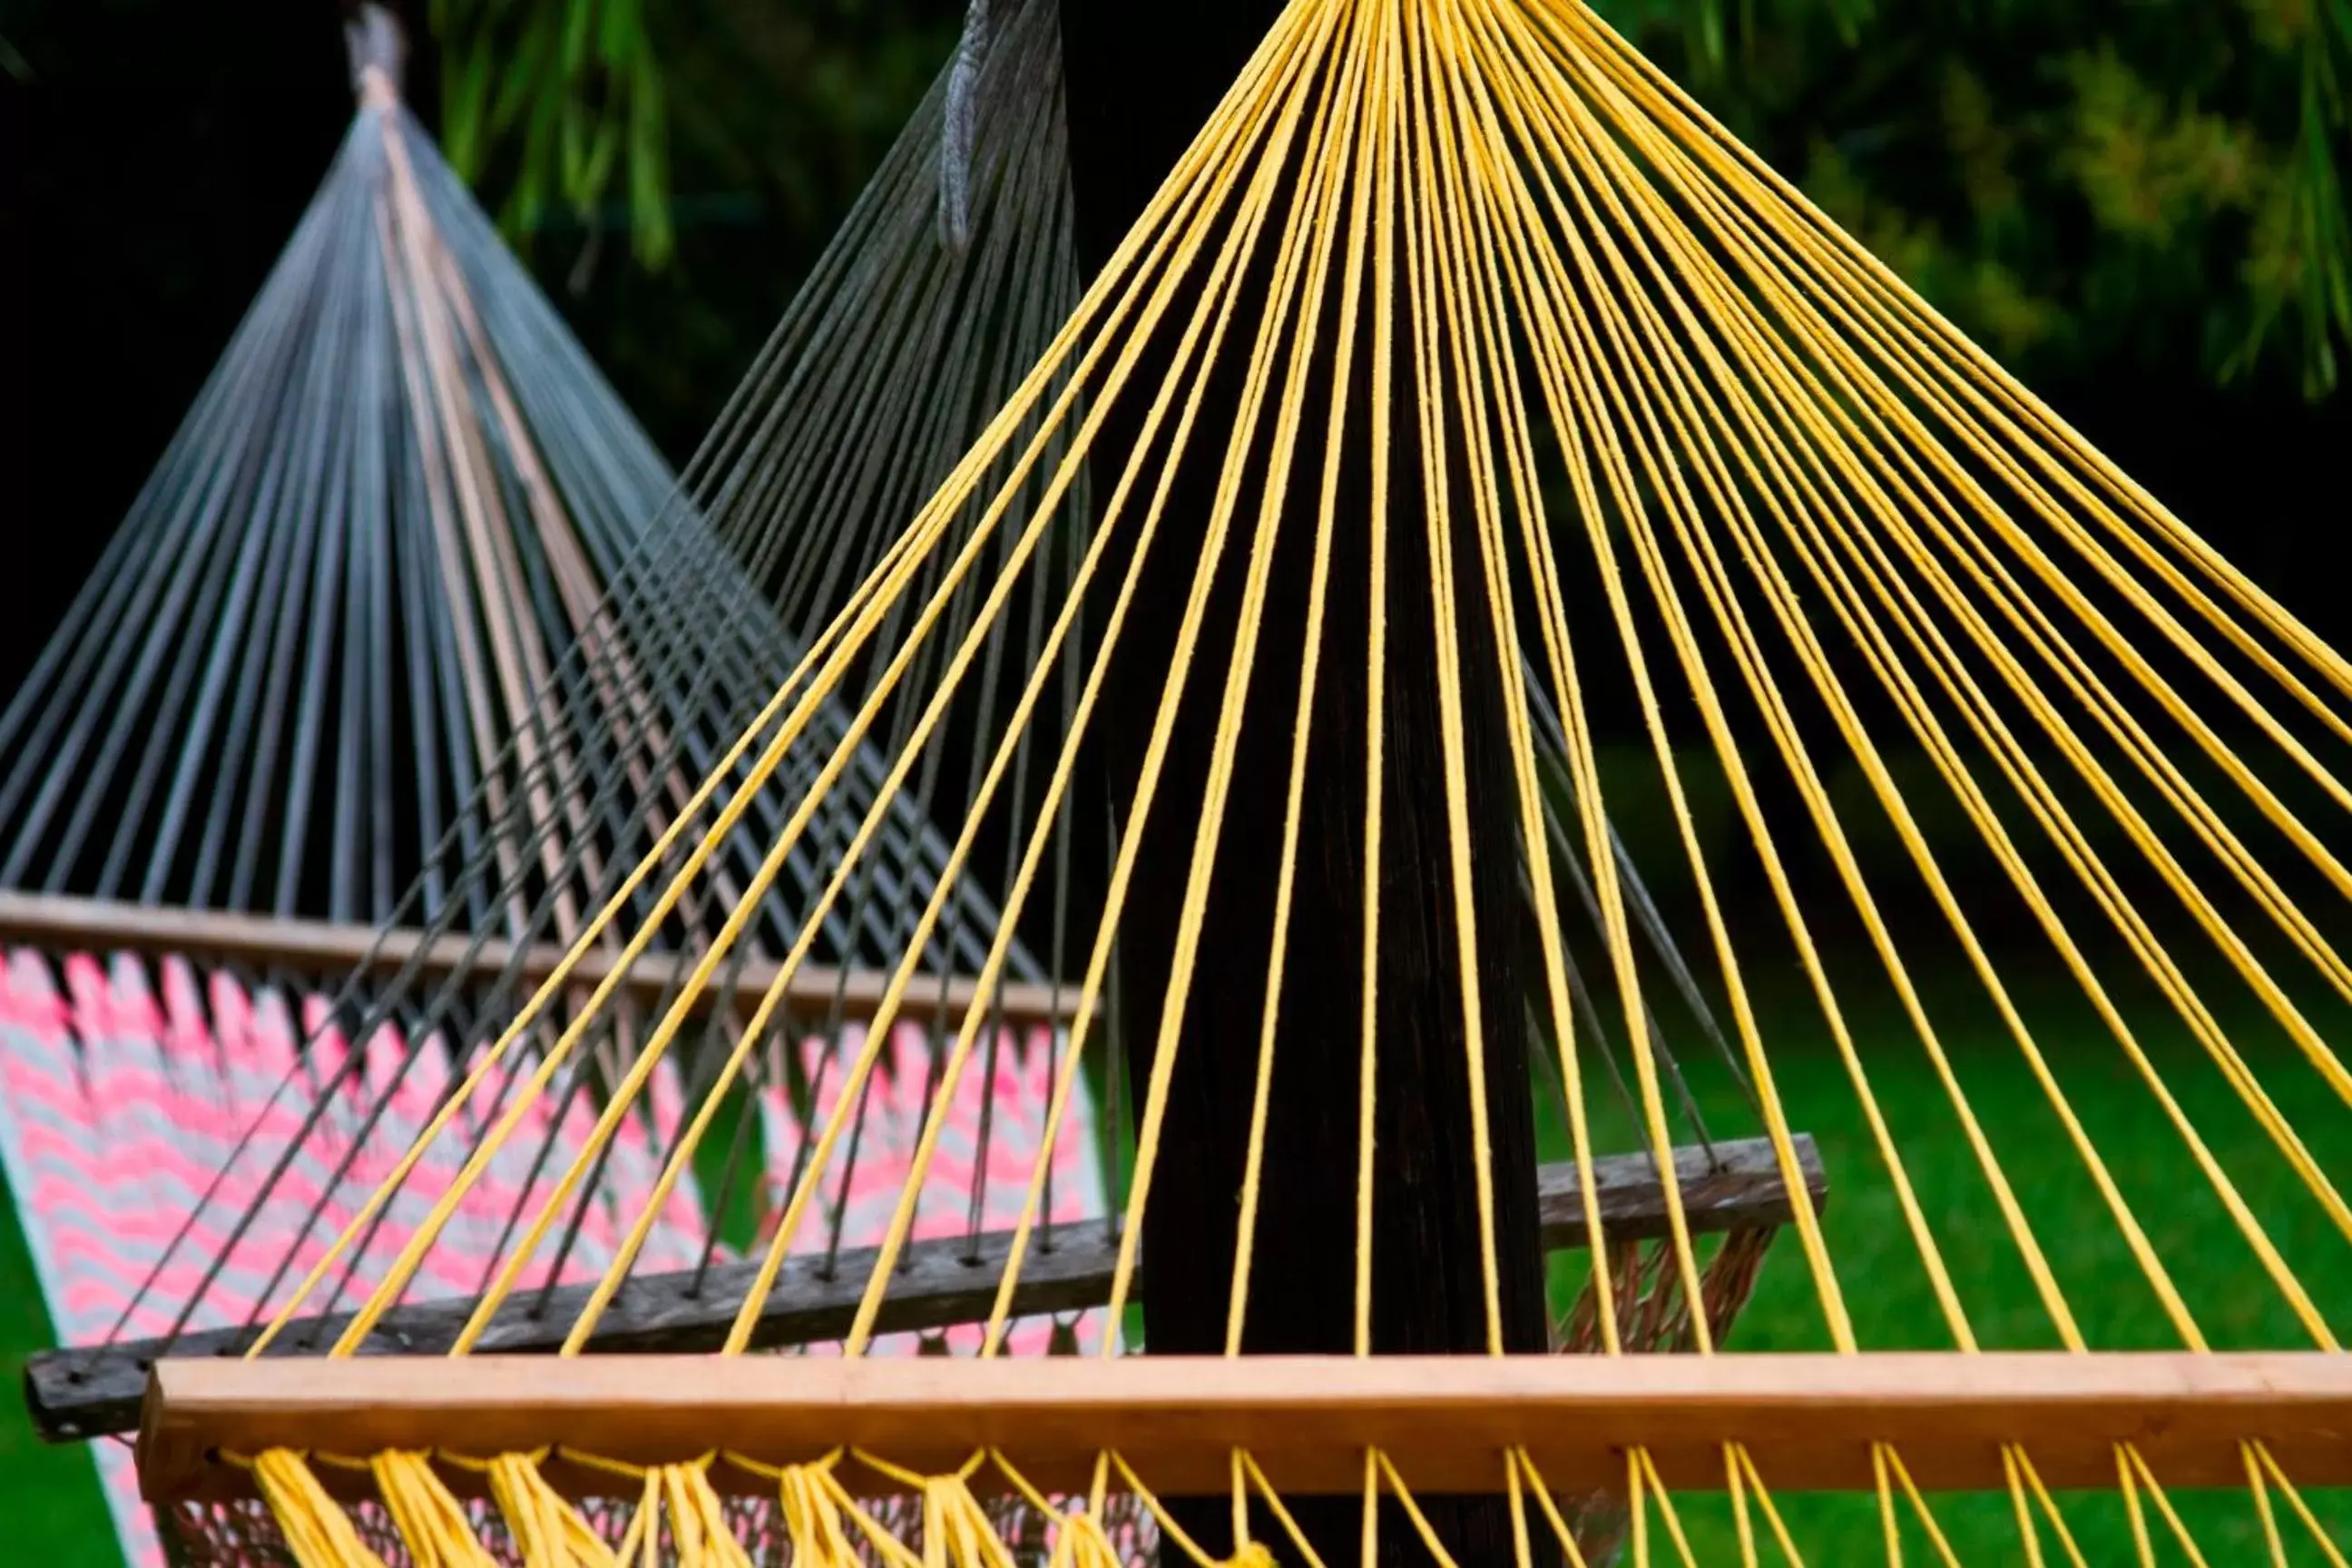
[
  {"x1": 1533, "y1": 956, "x2": 2352, "y2": 1563},
  {"x1": 4, "y1": 956, "x2": 2348, "y2": 1565},
  {"x1": 0, "y1": 1180, "x2": 121, "y2": 1566}
]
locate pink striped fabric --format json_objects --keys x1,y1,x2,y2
[
  {"x1": 0, "y1": 947, "x2": 1111, "y2": 1568},
  {"x1": 0, "y1": 946, "x2": 710, "y2": 1568},
  {"x1": 757, "y1": 1019, "x2": 1112, "y2": 1358}
]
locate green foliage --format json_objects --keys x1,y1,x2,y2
[
  {"x1": 1588, "y1": 0, "x2": 2352, "y2": 397},
  {"x1": 655, "y1": 0, "x2": 959, "y2": 244},
  {"x1": 439, "y1": 1, "x2": 2352, "y2": 397},
  {"x1": 0, "y1": 1171, "x2": 116, "y2": 1567},
  {"x1": 430, "y1": 0, "x2": 960, "y2": 285},
  {"x1": 433, "y1": 0, "x2": 674, "y2": 268}
]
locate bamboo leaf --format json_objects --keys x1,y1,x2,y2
[
  {"x1": 562, "y1": 0, "x2": 596, "y2": 77},
  {"x1": 491, "y1": 14, "x2": 553, "y2": 135},
  {"x1": 603, "y1": 0, "x2": 640, "y2": 69},
  {"x1": 442, "y1": 44, "x2": 494, "y2": 178},
  {"x1": 629, "y1": 53, "x2": 672, "y2": 267},
  {"x1": 561, "y1": 98, "x2": 587, "y2": 202},
  {"x1": 583, "y1": 117, "x2": 623, "y2": 201}
]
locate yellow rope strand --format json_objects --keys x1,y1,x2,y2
[
  {"x1": 1400, "y1": 0, "x2": 1525, "y2": 1357},
  {"x1": 2245, "y1": 1444, "x2": 2292, "y2": 1568},
  {"x1": 2008, "y1": 1449, "x2": 2094, "y2": 1568},
  {"x1": 722, "y1": 0, "x2": 1329, "y2": 1361},
  {"x1": 1228, "y1": 0, "x2": 1378, "y2": 1358},
  {"x1": 1504, "y1": 0, "x2": 2347, "y2": 1340},
  {"x1": 1107, "y1": 1453, "x2": 1225, "y2": 1568},
  {"x1": 372, "y1": 1451, "x2": 497, "y2": 1568},
  {"x1": 1628, "y1": 1447, "x2": 1650, "y2": 1568},
  {"x1": 1468, "y1": 0, "x2": 1867, "y2": 1348},
  {"x1": 1884, "y1": 1447, "x2": 1969, "y2": 1568},
  {"x1": 1873, "y1": 1446, "x2": 1906, "y2": 1568},
  {"x1": 2122, "y1": 1446, "x2": 2215, "y2": 1568},
  {"x1": 1732, "y1": 1446, "x2": 1809, "y2": 1568},
  {"x1": 1725, "y1": 1444, "x2": 1761, "y2": 1568},
  {"x1": 1509, "y1": 1449, "x2": 1593, "y2": 1568},
  {"x1": 1632, "y1": 1449, "x2": 1700, "y2": 1568},
  {"x1": 863, "y1": 0, "x2": 1364, "y2": 1363},
  {"x1": 1441, "y1": 0, "x2": 1629, "y2": 1351},
  {"x1": 1373, "y1": 1451, "x2": 1464, "y2": 1568},
  {"x1": 1356, "y1": 0, "x2": 1403, "y2": 1359},
  {"x1": 1236, "y1": 1450, "x2": 1333, "y2": 1568},
  {"x1": 1506, "y1": 2, "x2": 2106, "y2": 1353},
  {"x1": 251, "y1": 1450, "x2": 394, "y2": 1568},
  {"x1": 2252, "y1": 1444, "x2": 2352, "y2": 1568},
  {"x1": 1998, "y1": 1450, "x2": 2048, "y2": 1568},
  {"x1": 1095, "y1": 0, "x2": 1359, "y2": 1344}
]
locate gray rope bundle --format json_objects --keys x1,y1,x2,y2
[
  {"x1": 940, "y1": 0, "x2": 994, "y2": 252},
  {"x1": 343, "y1": 2, "x2": 405, "y2": 98}
]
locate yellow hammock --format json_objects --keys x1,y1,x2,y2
[{"x1": 132, "y1": 1, "x2": 2352, "y2": 1564}]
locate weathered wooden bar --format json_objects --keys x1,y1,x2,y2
[
  {"x1": 0, "y1": 888, "x2": 1073, "y2": 1028},
  {"x1": 28, "y1": 1135, "x2": 1824, "y2": 1442},
  {"x1": 136, "y1": 1350, "x2": 2352, "y2": 1503}
]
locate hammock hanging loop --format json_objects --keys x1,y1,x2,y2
[
  {"x1": 939, "y1": 0, "x2": 995, "y2": 254},
  {"x1": 345, "y1": 1, "x2": 405, "y2": 109}
]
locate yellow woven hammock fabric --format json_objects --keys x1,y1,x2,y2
[{"x1": 208, "y1": 0, "x2": 2352, "y2": 1563}]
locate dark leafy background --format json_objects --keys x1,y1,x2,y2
[{"x1": 4, "y1": 0, "x2": 2347, "y2": 706}]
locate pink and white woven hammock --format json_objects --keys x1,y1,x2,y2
[{"x1": 0, "y1": 946, "x2": 1107, "y2": 1568}]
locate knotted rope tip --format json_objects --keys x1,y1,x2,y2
[
  {"x1": 1224, "y1": 1544, "x2": 1279, "y2": 1568},
  {"x1": 345, "y1": 2, "x2": 406, "y2": 110},
  {"x1": 936, "y1": 0, "x2": 994, "y2": 257},
  {"x1": 251, "y1": 1447, "x2": 397, "y2": 1568}
]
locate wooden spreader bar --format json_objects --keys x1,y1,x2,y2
[
  {"x1": 27, "y1": 1136, "x2": 1825, "y2": 1443},
  {"x1": 0, "y1": 888, "x2": 1073, "y2": 1028},
  {"x1": 137, "y1": 1352, "x2": 2352, "y2": 1503}
]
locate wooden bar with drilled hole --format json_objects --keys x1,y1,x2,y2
[
  {"x1": 136, "y1": 1352, "x2": 2352, "y2": 1504},
  {"x1": 27, "y1": 1135, "x2": 1824, "y2": 1443}
]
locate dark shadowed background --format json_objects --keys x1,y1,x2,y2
[{"x1": 3, "y1": 0, "x2": 2345, "y2": 709}]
